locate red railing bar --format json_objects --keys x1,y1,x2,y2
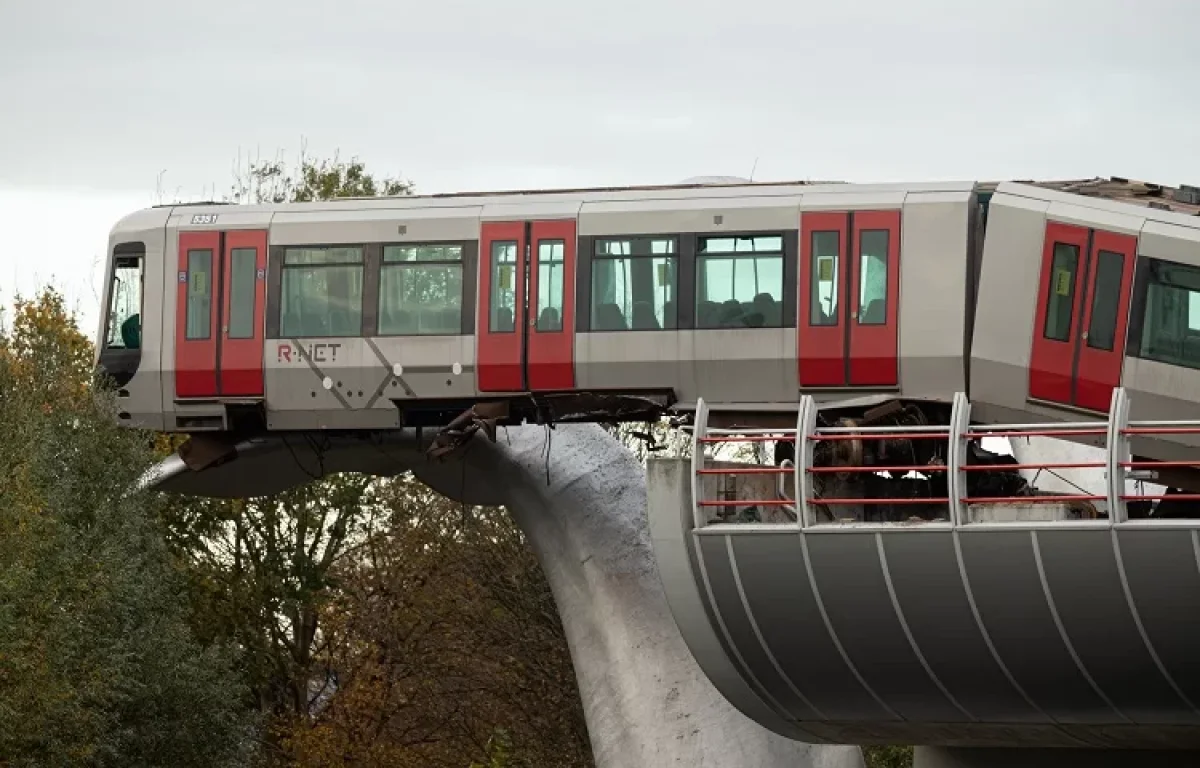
[
  {"x1": 810, "y1": 433, "x2": 950, "y2": 441},
  {"x1": 1122, "y1": 460, "x2": 1200, "y2": 468},
  {"x1": 697, "y1": 499, "x2": 799, "y2": 507},
  {"x1": 1121, "y1": 494, "x2": 1200, "y2": 501},
  {"x1": 963, "y1": 429, "x2": 1108, "y2": 438},
  {"x1": 965, "y1": 496, "x2": 1104, "y2": 504},
  {"x1": 698, "y1": 436, "x2": 782, "y2": 443},
  {"x1": 1123, "y1": 427, "x2": 1200, "y2": 435},
  {"x1": 960, "y1": 462, "x2": 1105, "y2": 471},
  {"x1": 808, "y1": 465, "x2": 947, "y2": 473},
  {"x1": 805, "y1": 497, "x2": 949, "y2": 505},
  {"x1": 696, "y1": 467, "x2": 790, "y2": 475}
]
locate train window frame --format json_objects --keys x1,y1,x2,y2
[
  {"x1": 227, "y1": 247, "x2": 258, "y2": 340},
  {"x1": 590, "y1": 235, "x2": 678, "y2": 332},
  {"x1": 1085, "y1": 248, "x2": 1124, "y2": 352},
  {"x1": 377, "y1": 243, "x2": 465, "y2": 337},
  {"x1": 1041, "y1": 241, "x2": 1079, "y2": 343},
  {"x1": 856, "y1": 229, "x2": 889, "y2": 326},
  {"x1": 695, "y1": 233, "x2": 785, "y2": 330},
  {"x1": 489, "y1": 240, "x2": 519, "y2": 334},
  {"x1": 185, "y1": 248, "x2": 214, "y2": 341},
  {"x1": 809, "y1": 230, "x2": 840, "y2": 327},
  {"x1": 278, "y1": 245, "x2": 365, "y2": 338},
  {"x1": 1129, "y1": 256, "x2": 1200, "y2": 371},
  {"x1": 103, "y1": 247, "x2": 145, "y2": 351},
  {"x1": 536, "y1": 239, "x2": 566, "y2": 333}
]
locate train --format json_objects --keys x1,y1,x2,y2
[{"x1": 94, "y1": 175, "x2": 1200, "y2": 503}]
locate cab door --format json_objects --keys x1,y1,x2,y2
[
  {"x1": 1028, "y1": 222, "x2": 1136, "y2": 411},
  {"x1": 174, "y1": 228, "x2": 268, "y2": 398}
]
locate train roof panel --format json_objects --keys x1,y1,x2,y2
[{"x1": 999, "y1": 180, "x2": 1200, "y2": 225}]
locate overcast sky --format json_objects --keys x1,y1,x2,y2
[{"x1": 2, "y1": 0, "x2": 1199, "y2": 337}]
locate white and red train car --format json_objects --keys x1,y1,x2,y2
[{"x1": 95, "y1": 176, "x2": 1200, "y2": 475}]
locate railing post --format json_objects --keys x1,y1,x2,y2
[
  {"x1": 796, "y1": 395, "x2": 817, "y2": 529},
  {"x1": 1106, "y1": 387, "x2": 1131, "y2": 525},
  {"x1": 690, "y1": 399, "x2": 709, "y2": 530},
  {"x1": 948, "y1": 391, "x2": 971, "y2": 528}
]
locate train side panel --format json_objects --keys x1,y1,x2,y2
[
  {"x1": 897, "y1": 189, "x2": 974, "y2": 401},
  {"x1": 1123, "y1": 218, "x2": 1200, "y2": 461},
  {"x1": 262, "y1": 205, "x2": 483, "y2": 430},
  {"x1": 97, "y1": 207, "x2": 172, "y2": 431},
  {"x1": 577, "y1": 195, "x2": 802, "y2": 407},
  {"x1": 968, "y1": 191, "x2": 1052, "y2": 426}
]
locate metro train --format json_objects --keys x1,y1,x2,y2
[{"x1": 94, "y1": 176, "x2": 1200, "y2": 494}]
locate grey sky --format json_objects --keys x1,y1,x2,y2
[{"x1": 2, "y1": 0, "x2": 1199, "y2": 334}]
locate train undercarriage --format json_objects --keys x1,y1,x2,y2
[{"x1": 176, "y1": 388, "x2": 1200, "y2": 521}]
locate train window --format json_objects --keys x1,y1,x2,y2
[
  {"x1": 104, "y1": 253, "x2": 143, "y2": 350},
  {"x1": 857, "y1": 230, "x2": 888, "y2": 325},
  {"x1": 228, "y1": 248, "x2": 257, "y2": 339},
  {"x1": 185, "y1": 249, "x2": 213, "y2": 340},
  {"x1": 1042, "y1": 242, "x2": 1079, "y2": 342},
  {"x1": 379, "y1": 244, "x2": 463, "y2": 336},
  {"x1": 1085, "y1": 249, "x2": 1124, "y2": 351},
  {"x1": 490, "y1": 241, "x2": 518, "y2": 333},
  {"x1": 809, "y1": 231, "x2": 839, "y2": 326},
  {"x1": 696, "y1": 235, "x2": 784, "y2": 329},
  {"x1": 591, "y1": 237, "x2": 677, "y2": 331},
  {"x1": 280, "y1": 246, "x2": 364, "y2": 338},
  {"x1": 1138, "y1": 259, "x2": 1200, "y2": 369},
  {"x1": 536, "y1": 240, "x2": 565, "y2": 332}
]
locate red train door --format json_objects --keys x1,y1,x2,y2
[
  {"x1": 477, "y1": 219, "x2": 577, "y2": 392},
  {"x1": 527, "y1": 219, "x2": 577, "y2": 390},
  {"x1": 219, "y1": 230, "x2": 268, "y2": 396},
  {"x1": 798, "y1": 210, "x2": 901, "y2": 387},
  {"x1": 175, "y1": 229, "x2": 268, "y2": 399},
  {"x1": 1029, "y1": 222, "x2": 1136, "y2": 411}
]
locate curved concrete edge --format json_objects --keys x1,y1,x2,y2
[
  {"x1": 143, "y1": 426, "x2": 865, "y2": 768},
  {"x1": 644, "y1": 457, "x2": 826, "y2": 742}
]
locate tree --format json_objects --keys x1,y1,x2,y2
[
  {"x1": 0, "y1": 287, "x2": 257, "y2": 767},
  {"x1": 155, "y1": 151, "x2": 423, "y2": 763},
  {"x1": 278, "y1": 477, "x2": 591, "y2": 768}
]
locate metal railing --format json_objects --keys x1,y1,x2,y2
[{"x1": 689, "y1": 388, "x2": 1200, "y2": 531}]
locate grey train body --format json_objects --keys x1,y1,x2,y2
[{"x1": 96, "y1": 177, "x2": 1200, "y2": 464}]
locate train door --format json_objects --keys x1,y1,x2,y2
[
  {"x1": 477, "y1": 219, "x2": 577, "y2": 392},
  {"x1": 798, "y1": 210, "x2": 901, "y2": 387},
  {"x1": 175, "y1": 229, "x2": 269, "y2": 398},
  {"x1": 1029, "y1": 222, "x2": 1136, "y2": 411}
]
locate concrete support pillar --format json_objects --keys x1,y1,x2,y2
[{"x1": 411, "y1": 424, "x2": 865, "y2": 768}]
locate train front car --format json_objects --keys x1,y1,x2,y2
[
  {"x1": 95, "y1": 206, "x2": 172, "y2": 432},
  {"x1": 971, "y1": 180, "x2": 1200, "y2": 513}
]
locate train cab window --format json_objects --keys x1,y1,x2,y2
[
  {"x1": 490, "y1": 241, "x2": 519, "y2": 333},
  {"x1": 536, "y1": 240, "x2": 565, "y2": 332},
  {"x1": 1042, "y1": 242, "x2": 1079, "y2": 342},
  {"x1": 104, "y1": 253, "x2": 143, "y2": 350},
  {"x1": 696, "y1": 235, "x2": 784, "y2": 329},
  {"x1": 280, "y1": 246, "x2": 364, "y2": 338},
  {"x1": 857, "y1": 230, "x2": 888, "y2": 325},
  {"x1": 1086, "y1": 249, "x2": 1124, "y2": 351},
  {"x1": 591, "y1": 236, "x2": 677, "y2": 331},
  {"x1": 185, "y1": 249, "x2": 213, "y2": 340},
  {"x1": 809, "y1": 231, "x2": 839, "y2": 326},
  {"x1": 379, "y1": 244, "x2": 463, "y2": 336},
  {"x1": 1138, "y1": 259, "x2": 1200, "y2": 369}
]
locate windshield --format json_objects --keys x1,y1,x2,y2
[{"x1": 105, "y1": 254, "x2": 143, "y2": 350}]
